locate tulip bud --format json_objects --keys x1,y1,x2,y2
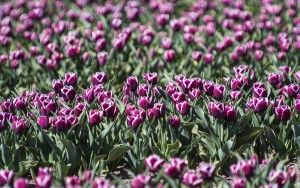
[
  {"x1": 12, "y1": 118, "x2": 28, "y2": 134},
  {"x1": 61, "y1": 86, "x2": 76, "y2": 102},
  {"x1": 294, "y1": 99, "x2": 300, "y2": 113},
  {"x1": 131, "y1": 174, "x2": 151, "y2": 188},
  {"x1": 231, "y1": 177, "x2": 246, "y2": 188},
  {"x1": 208, "y1": 102, "x2": 224, "y2": 118},
  {"x1": 14, "y1": 178, "x2": 29, "y2": 188},
  {"x1": 143, "y1": 72, "x2": 158, "y2": 85},
  {"x1": 224, "y1": 105, "x2": 236, "y2": 120},
  {"x1": 65, "y1": 176, "x2": 81, "y2": 188},
  {"x1": 126, "y1": 76, "x2": 138, "y2": 91},
  {"x1": 0, "y1": 170, "x2": 14, "y2": 186},
  {"x1": 176, "y1": 101, "x2": 190, "y2": 115},
  {"x1": 275, "y1": 105, "x2": 291, "y2": 121},
  {"x1": 91, "y1": 72, "x2": 107, "y2": 85},
  {"x1": 213, "y1": 84, "x2": 225, "y2": 99},
  {"x1": 52, "y1": 79, "x2": 64, "y2": 93},
  {"x1": 197, "y1": 162, "x2": 215, "y2": 180},
  {"x1": 168, "y1": 115, "x2": 181, "y2": 129},
  {"x1": 37, "y1": 116, "x2": 50, "y2": 129},
  {"x1": 144, "y1": 154, "x2": 164, "y2": 173},
  {"x1": 64, "y1": 72, "x2": 78, "y2": 86},
  {"x1": 164, "y1": 49, "x2": 175, "y2": 62},
  {"x1": 89, "y1": 109, "x2": 103, "y2": 125}
]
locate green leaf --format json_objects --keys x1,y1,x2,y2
[
  {"x1": 105, "y1": 145, "x2": 130, "y2": 165},
  {"x1": 18, "y1": 160, "x2": 38, "y2": 176},
  {"x1": 61, "y1": 139, "x2": 80, "y2": 168},
  {"x1": 193, "y1": 105, "x2": 208, "y2": 126},
  {"x1": 264, "y1": 126, "x2": 286, "y2": 153}
]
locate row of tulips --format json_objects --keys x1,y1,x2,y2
[
  {"x1": 0, "y1": 154, "x2": 298, "y2": 188},
  {"x1": 1, "y1": 0, "x2": 300, "y2": 94},
  {"x1": 0, "y1": 68, "x2": 300, "y2": 176}
]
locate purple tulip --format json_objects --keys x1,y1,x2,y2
[
  {"x1": 182, "y1": 170, "x2": 203, "y2": 188},
  {"x1": 275, "y1": 105, "x2": 291, "y2": 121},
  {"x1": 83, "y1": 88, "x2": 95, "y2": 103},
  {"x1": 213, "y1": 84, "x2": 225, "y2": 99},
  {"x1": 143, "y1": 72, "x2": 158, "y2": 85},
  {"x1": 52, "y1": 116, "x2": 69, "y2": 131},
  {"x1": 144, "y1": 154, "x2": 164, "y2": 173},
  {"x1": 91, "y1": 72, "x2": 107, "y2": 86},
  {"x1": 268, "y1": 73, "x2": 283, "y2": 86},
  {"x1": 197, "y1": 162, "x2": 215, "y2": 180},
  {"x1": 65, "y1": 176, "x2": 81, "y2": 188},
  {"x1": 253, "y1": 87, "x2": 268, "y2": 98},
  {"x1": 93, "y1": 177, "x2": 112, "y2": 188},
  {"x1": 138, "y1": 97, "x2": 150, "y2": 109},
  {"x1": 269, "y1": 170, "x2": 288, "y2": 187},
  {"x1": 162, "y1": 37, "x2": 172, "y2": 49},
  {"x1": 61, "y1": 86, "x2": 76, "y2": 102},
  {"x1": 286, "y1": 84, "x2": 299, "y2": 98},
  {"x1": 208, "y1": 102, "x2": 224, "y2": 118},
  {"x1": 126, "y1": 76, "x2": 139, "y2": 91},
  {"x1": 131, "y1": 174, "x2": 151, "y2": 188},
  {"x1": 247, "y1": 98, "x2": 269, "y2": 113},
  {"x1": 64, "y1": 72, "x2": 78, "y2": 86},
  {"x1": 101, "y1": 99, "x2": 119, "y2": 119},
  {"x1": 164, "y1": 49, "x2": 175, "y2": 62},
  {"x1": 294, "y1": 99, "x2": 300, "y2": 113},
  {"x1": 231, "y1": 91, "x2": 242, "y2": 101},
  {"x1": 14, "y1": 178, "x2": 29, "y2": 188},
  {"x1": 224, "y1": 105, "x2": 236, "y2": 120},
  {"x1": 89, "y1": 109, "x2": 103, "y2": 125},
  {"x1": 0, "y1": 170, "x2": 14, "y2": 186},
  {"x1": 12, "y1": 118, "x2": 28, "y2": 134},
  {"x1": 164, "y1": 158, "x2": 188, "y2": 178},
  {"x1": 37, "y1": 116, "x2": 50, "y2": 129},
  {"x1": 231, "y1": 177, "x2": 246, "y2": 188},
  {"x1": 13, "y1": 97, "x2": 27, "y2": 110},
  {"x1": 97, "y1": 52, "x2": 107, "y2": 66},
  {"x1": 168, "y1": 115, "x2": 181, "y2": 128},
  {"x1": 203, "y1": 53, "x2": 214, "y2": 64},
  {"x1": 176, "y1": 101, "x2": 190, "y2": 115},
  {"x1": 192, "y1": 51, "x2": 202, "y2": 62}
]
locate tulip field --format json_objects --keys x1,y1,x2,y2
[{"x1": 2, "y1": 0, "x2": 300, "y2": 187}]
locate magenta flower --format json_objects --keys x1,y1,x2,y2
[
  {"x1": 89, "y1": 109, "x2": 103, "y2": 125},
  {"x1": 208, "y1": 102, "x2": 224, "y2": 118},
  {"x1": 131, "y1": 174, "x2": 151, "y2": 188},
  {"x1": 275, "y1": 105, "x2": 291, "y2": 121},
  {"x1": 164, "y1": 49, "x2": 175, "y2": 62},
  {"x1": 176, "y1": 101, "x2": 190, "y2": 115},
  {"x1": 14, "y1": 178, "x2": 29, "y2": 188},
  {"x1": 91, "y1": 72, "x2": 107, "y2": 86},
  {"x1": 182, "y1": 170, "x2": 203, "y2": 188},
  {"x1": 0, "y1": 170, "x2": 14, "y2": 186},
  {"x1": 64, "y1": 72, "x2": 78, "y2": 86},
  {"x1": 144, "y1": 154, "x2": 164, "y2": 173},
  {"x1": 12, "y1": 118, "x2": 28, "y2": 134}
]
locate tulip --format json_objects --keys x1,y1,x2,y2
[
  {"x1": 93, "y1": 177, "x2": 112, "y2": 188},
  {"x1": 89, "y1": 109, "x2": 103, "y2": 125},
  {"x1": 192, "y1": 51, "x2": 202, "y2": 61},
  {"x1": 269, "y1": 170, "x2": 288, "y2": 187},
  {"x1": 213, "y1": 84, "x2": 225, "y2": 99},
  {"x1": 61, "y1": 86, "x2": 76, "y2": 102},
  {"x1": 14, "y1": 178, "x2": 29, "y2": 188},
  {"x1": 37, "y1": 116, "x2": 50, "y2": 129},
  {"x1": 224, "y1": 105, "x2": 236, "y2": 120},
  {"x1": 65, "y1": 176, "x2": 81, "y2": 188},
  {"x1": 247, "y1": 98, "x2": 269, "y2": 113},
  {"x1": 176, "y1": 101, "x2": 190, "y2": 115},
  {"x1": 268, "y1": 73, "x2": 283, "y2": 86},
  {"x1": 231, "y1": 177, "x2": 246, "y2": 188},
  {"x1": 101, "y1": 99, "x2": 119, "y2": 119},
  {"x1": 182, "y1": 170, "x2": 203, "y2": 188},
  {"x1": 12, "y1": 118, "x2": 28, "y2": 134},
  {"x1": 83, "y1": 88, "x2": 94, "y2": 103},
  {"x1": 0, "y1": 170, "x2": 14, "y2": 186},
  {"x1": 131, "y1": 174, "x2": 151, "y2": 188},
  {"x1": 52, "y1": 116, "x2": 69, "y2": 131},
  {"x1": 144, "y1": 154, "x2": 164, "y2": 173},
  {"x1": 138, "y1": 97, "x2": 150, "y2": 109},
  {"x1": 294, "y1": 99, "x2": 300, "y2": 113},
  {"x1": 208, "y1": 102, "x2": 224, "y2": 118},
  {"x1": 203, "y1": 53, "x2": 214, "y2": 64},
  {"x1": 286, "y1": 84, "x2": 299, "y2": 98},
  {"x1": 126, "y1": 76, "x2": 138, "y2": 91},
  {"x1": 91, "y1": 72, "x2": 107, "y2": 85},
  {"x1": 275, "y1": 105, "x2": 291, "y2": 121},
  {"x1": 64, "y1": 72, "x2": 78, "y2": 86},
  {"x1": 143, "y1": 72, "x2": 158, "y2": 85},
  {"x1": 164, "y1": 49, "x2": 175, "y2": 62},
  {"x1": 197, "y1": 162, "x2": 215, "y2": 180},
  {"x1": 161, "y1": 37, "x2": 172, "y2": 49}
]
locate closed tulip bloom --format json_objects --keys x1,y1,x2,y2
[
  {"x1": 197, "y1": 162, "x2": 215, "y2": 180},
  {"x1": 253, "y1": 87, "x2": 268, "y2": 98},
  {"x1": 208, "y1": 102, "x2": 224, "y2": 118},
  {"x1": 14, "y1": 178, "x2": 28, "y2": 188},
  {"x1": 162, "y1": 37, "x2": 172, "y2": 49},
  {"x1": 61, "y1": 86, "x2": 76, "y2": 101},
  {"x1": 287, "y1": 84, "x2": 299, "y2": 97},
  {"x1": 91, "y1": 72, "x2": 107, "y2": 85},
  {"x1": 254, "y1": 50, "x2": 264, "y2": 61},
  {"x1": 89, "y1": 109, "x2": 103, "y2": 125},
  {"x1": 138, "y1": 97, "x2": 150, "y2": 109},
  {"x1": 64, "y1": 72, "x2": 78, "y2": 86},
  {"x1": 294, "y1": 99, "x2": 300, "y2": 113},
  {"x1": 137, "y1": 84, "x2": 149, "y2": 96},
  {"x1": 192, "y1": 51, "x2": 202, "y2": 61},
  {"x1": 230, "y1": 91, "x2": 242, "y2": 101},
  {"x1": 275, "y1": 105, "x2": 291, "y2": 121},
  {"x1": 164, "y1": 49, "x2": 175, "y2": 62},
  {"x1": 247, "y1": 98, "x2": 269, "y2": 113},
  {"x1": 126, "y1": 76, "x2": 138, "y2": 91},
  {"x1": 203, "y1": 53, "x2": 214, "y2": 64},
  {"x1": 213, "y1": 84, "x2": 225, "y2": 99},
  {"x1": 168, "y1": 115, "x2": 181, "y2": 129},
  {"x1": 131, "y1": 174, "x2": 151, "y2": 188},
  {"x1": 97, "y1": 51, "x2": 107, "y2": 66},
  {"x1": 83, "y1": 88, "x2": 94, "y2": 103},
  {"x1": 101, "y1": 99, "x2": 119, "y2": 119},
  {"x1": 176, "y1": 101, "x2": 190, "y2": 115},
  {"x1": 52, "y1": 116, "x2": 69, "y2": 131},
  {"x1": 231, "y1": 78, "x2": 243, "y2": 91},
  {"x1": 164, "y1": 158, "x2": 188, "y2": 178},
  {"x1": 231, "y1": 177, "x2": 246, "y2": 188},
  {"x1": 269, "y1": 170, "x2": 288, "y2": 187},
  {"x1": 52, "y1": 79, "x2": 64, "y2": 93},
  {"x1": 143, "y1": 72, "x2": 158, "y2": 85},
  {"x1": 65, "y1": 176, "x2": 81, "y2": 188},
  {"x1": 182, "y1": 170, "x2": 203, "y2": 188},
  {"x1": 37, "y1": 115, "x2": 50, "y2": 129},
  {"x1": 144, "y1": 154, "x2": 164, "y2": 173},
  {"x1": 12, "y1": 118, "x2": 28, "y2": 134},
  {"x1": 73, "y1": 103, "x2": 85, "y2": 116},
  {"x1": 0, "y1": 170, "x2": 14, "y2": 186},
  {"x1": 268, "y1": 73, "x2": 283, "y2": 86},
  {"x1": 13, "y1": 97, "x2": 27, "y2": 110},
  {"x1": 93, "y1": 177, "x2": 113, "y2": 188},
  {"x1": 189, "y1": 88, "x2": 201, "y2": 100},
  {"x1": 224, "y1": 105, "x2": 236, "y2": 120}
]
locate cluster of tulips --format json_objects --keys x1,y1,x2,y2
[{"x1": 0, "y1": 154, "x2": 297, "y2": 188}]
